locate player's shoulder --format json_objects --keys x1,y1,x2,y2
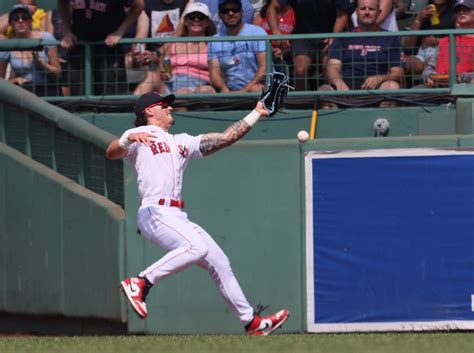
[
  {"x1": 134, "y1": 125, "x2": 163, "y2": 134},
  {"x1": 173, "y1": 132, "x2": 195, "y2": 140}
]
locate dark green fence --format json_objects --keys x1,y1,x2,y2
[{"x1": 0, "y1": 80, "x2": 124, "y2": 206}]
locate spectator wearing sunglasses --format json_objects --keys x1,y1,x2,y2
[
  {"x1": 208, "y1": 0, "x2": 267, "y2": 93},
  {"x1": 191, "y1": 0, "x2": 255, "y2": 29},
  {"x1": 159, "y1": 2, "x2": 217, "y2": 94},
  {"x1": 0, "y1": 0, "x2": 47, "y2": 39},
  {"x1": 0, "y1": 5, "x2": 61, "y2": 97}
]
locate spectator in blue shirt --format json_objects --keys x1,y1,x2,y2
[
  {"x1": 208, "y1": 0, "x2": 267, "y2": 92},
  {"x1": 325, "y1": 0, "x2": 403, "y2": 92},
  {"x1": 0, "y1": 5, "x2": 61, "y2": 96}
]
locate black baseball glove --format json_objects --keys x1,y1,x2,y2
[{"x1": 259, "y1": 72, "x2": 292, "y2": 117}]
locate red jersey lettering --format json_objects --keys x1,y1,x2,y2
[
  {"x1": 178, "y1": 145, "x2": 189, "y2": 158},
  {"x1": 150, "y1": 142, "x2": 171, "y2": 155}
]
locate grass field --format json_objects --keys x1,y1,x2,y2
[{"x1": 1, "y1": 333, "x2": 474, "y2": 353}]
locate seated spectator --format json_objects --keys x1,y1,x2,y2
[
  {"x1": 131, "y1": 0, "x2": 189, "y2": 95},
  {"x1": 0, "y1": 5, "x2": 61, "y2": 96},
  {"x1": 403, "y1": 0, "x2": 455, "y2": 76},
  {"x1": 422, "y1": 0, "x2": 474, "y2": 87},
  {"x1": 322, "y1": 0, "x2": 403, "y2": 105},
  {"x1": 352, "y1": 0, "x2": 399, "y2": 31},
  {"x1": 266, "y1": 0, "x2": 354, "y2": 91},
  {"x1": 208, "y1": 0, "x2": 267, "y2": 92},
  {"x1": 254, "y1": 0, "x2": 295, "y2": 68},
  {"x1": 0, "y1": 0, "x2": 47, "y2": 39},
  {"x1": 160, "y1": 2, "x2": 216, "y2": 94},
  {"x1": 58, "y1": 0, "x2": 144, "y2": 96}
]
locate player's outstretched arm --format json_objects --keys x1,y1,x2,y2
[
  {"x1": 199, "y1": 102, "x2": 269, "y2": 157},
  {"x1": 106, "y1": 131, "x2": 157, "y2": 160}
]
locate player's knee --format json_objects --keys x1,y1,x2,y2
[{"x1": 189, "y1": 242, "x2": 208, "y2": 261}]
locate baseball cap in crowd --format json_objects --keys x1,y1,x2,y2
[
  {"x1": 134, "y1": 92, "x2": 176, "y2": 116},
  {"x1": 218, "y1": 0, "x2": 242, "y2": 10},
  {"x1": 183, "y1": 2, "x2": 211, "y2": 18},
  {"x1": 8, "y1": 4, "x2": 32, "y2": 22},
  {"x1": 454, "y1": 0, "x2": 474, "y2": 9}
]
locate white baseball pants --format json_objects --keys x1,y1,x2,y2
[{"x1": 137, "y1": 205, "x2": 254, "y2": 325}]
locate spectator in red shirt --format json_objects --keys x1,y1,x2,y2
[
  {"x1": 254, "y1": 0, "x2": 294, "y2": 71},
  {"x1": 422, "y1": 0, "x2": 474, "y2": 86}
]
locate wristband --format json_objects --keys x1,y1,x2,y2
[
  {"x1": 118, "y1": 131, "x2": 132, "y2": 149},
  {"x1": 243, "y1": 109, "x2": 261, "y2": 127}
]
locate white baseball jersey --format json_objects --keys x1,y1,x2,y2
[
  {"x1": 122, "y1": 124, "x2": 255, "y2": 325},
  {"x1": 125, "y1": 125, "x2": 203, "y2": 208}
]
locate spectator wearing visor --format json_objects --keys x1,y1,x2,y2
[{"x1": 0, "y1": 5, "x2": 61, "y2": 96}]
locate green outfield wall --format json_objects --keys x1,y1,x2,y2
[
  {"x1": 0, "y1": 143, "x2": 126, "y2": 323},
  {"x1": 1, "y1": 79, "x2": 474, "y2": 334},
  {"x1": 0, "y1": 0, "x2": 56, "y2": 13},
  {"x1": 80, "y1": 105, "x2": 459, "y2": 141},
  {"x1": 122, "y1": 134, "x2": 473, "y2": 334}
]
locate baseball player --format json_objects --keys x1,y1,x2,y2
[{"x1": 106, "y1": 92, "x2": 289, "y2": 336}]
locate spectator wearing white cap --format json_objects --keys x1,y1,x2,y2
[{"x1": 159, "y1": 2, "x2": 217, "y2": 94}]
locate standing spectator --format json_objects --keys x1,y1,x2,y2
[
  {"x1": 208, "y1": 0, "x2": 267, "y2": 93},
  {"x1": 254, "y1": 0, "x2": 294, "y2": 46},
  {"x1": 131, "y1": 0, "x2": 188, "y2": 95},
  {"x1": 0, "y1": 5, "x2": 61, "y2": 96},
  {"x1": 352, "y1": 0, "x2": 399, "y2": 31},
  {"x1": 160, "y1": 2, "x2": 216, "y2": 94},
  {"x1": 58, "y1": 0, "x2": 144, "y2": 96},
  {"x1": 266, "y1": 0, "x2": 354, "y2": 90},
  {"x1": 0, "y1": 0, "x2": 47, "y2": 39},
  {"x1": 403, "y1": 0, "x2": 455, "y2": 75},
  {"x1": 422, "y1": 0, "x2": 474, "y2": 86},
  {"x1": 323, "y1": 0, "x2": 403, "y2": 98},
  {"x1": 46, "y1": 8, "x2": 71, "y2": 96},
  {"x1": 254, "y1": 0, "x2": 294, "y2": 73}
]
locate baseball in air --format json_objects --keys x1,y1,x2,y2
[{"x1": 297, "y1": 130, "x2": 310, "y2": 143}]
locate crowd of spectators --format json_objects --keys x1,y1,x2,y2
[{"x1": 0, "y1": 0, "x2": 472, "y2": 99}]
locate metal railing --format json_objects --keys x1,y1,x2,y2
[{"x1": 0, "y1": 28, "x2": 473, "y2": 102}]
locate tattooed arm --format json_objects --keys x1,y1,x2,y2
[{"x1": 199, "y1": 102, "x2": 269, "y2": 156}]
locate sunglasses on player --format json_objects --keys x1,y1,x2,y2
[{"x1": 219, "y1": 7, "x2": 242, "y2": 15}]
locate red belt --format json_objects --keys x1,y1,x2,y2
[{"x1": 158, "y1": 198, "x2": 185, "y2": 208}]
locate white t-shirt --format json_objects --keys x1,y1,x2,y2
[{"x1": 126, "y1": 125, "x2": 203, "y2": 207}]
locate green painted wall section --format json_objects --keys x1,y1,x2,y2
[
  {"x1": 123, "y1": 141, "x2": 304, "y2": 334},
  {"x1": 0, "y1": 0, "x2": 56, "y2": 13},
  {"x1": 0, "y1": 143, "x2": 126, "y2": 321},
  {"x1": 120, "y1": 133, "x2": 473, "y2": 334},
  {"x1": 0, "y1": 80, "x2": 124, "y2": 207},
  {"x1": 80, "y1": 105, "x2": 459, "y2": 141}
]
